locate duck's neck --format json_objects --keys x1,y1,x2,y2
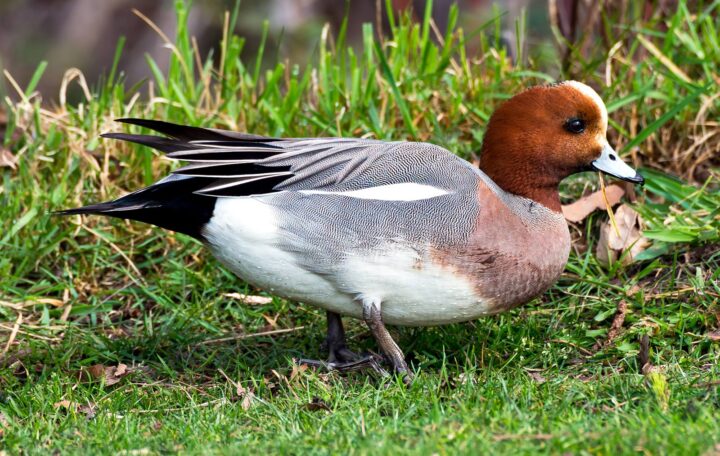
[{"x1": 479, "y1": 148, "x2": 563, "y2": 213}]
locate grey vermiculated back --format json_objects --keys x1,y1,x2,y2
[
  {"x1": 144, "y1": 122, "x2": 489, "y2": 282},
  {"x1": 68, "y1": 120, "x2": 489, "y2": 242},
  {"x1": 105, "y1": 119, "x2": 482, "y2": 196},
  {"x1": 251, "y1": 141, "x2": 484, "y2": 277},
  {"x1": 188, "y1": 137, "x2": 486, "y2": 279},
  {"x1": 165, "y1": 134, "x2": 483, "y2": 197}
]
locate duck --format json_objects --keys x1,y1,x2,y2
[{"x1": 59, "y1": 81, "x2": 644, "y2": 383}]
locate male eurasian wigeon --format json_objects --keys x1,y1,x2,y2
[{"x1": 60, "y1": 81, "x2": 643, "y2": 383}]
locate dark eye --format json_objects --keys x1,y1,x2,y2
[{"x1": 564, "y1": 118, "x2": 586, "y2": 134}]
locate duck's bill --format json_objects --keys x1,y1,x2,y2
[{"x1": 591, "y1": 143, "x2": 644, "y2": 184}]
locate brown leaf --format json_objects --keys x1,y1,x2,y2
[
  {"x1": 86, "y1": 364, "x2": 105, "y2": 379},
  {"x1": 707, "y1": 330, "x2": 720, "y2": 342},
  {"x1": 78, "y1": 402, "x2": 97, "y2": 420},
  {"x1": 592, "y1": 300, "x2": 628, "y2": 351},
  {"x1": 0, "y1": 148, "x2": 16, "y2": 169},
  {"x1": 0, "y1": 411, "x2": 10, "y2": 432},
  {"x1": 114, "y1": 363, "x2": 128, "y2": 377},
  {"x1": 223, "y1": 293, "x2": 272, "y2": 305},
  {"x1": 526, "y1": 370, "x2": 546, "y2": 384},
  {"x1": 237, "y1": 384, "x2": 255, "y2": 411},
  {"x1": 34, "y1": 297, "x2": 64, "y2": 307},
  {"x1": 562, "y1": 184, "x2": 625, "y2": 223},
  {"x1": 86, "y1": 363, "x2": 131, "y2": 386},
  {"x1": 596, "y1": 204, "x2": 650, "y2": 266},
  {"x1": 305, "y1": 397, "x2": 331, "y2": 412},
  {"x1": 289, "y1": 363, "x2": 308, "y2": 382},
  {"x1": 639, "y1": 334, "x2": 651, "y2": 374},
  {"x1": 703, "y1": 443, "x2": 720, "y2": 456},
  {"x1": 53, "y1": 400, "x2": 74, "y2": 410}
]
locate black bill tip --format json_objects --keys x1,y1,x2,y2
[{"x1": 624, "y1": 172, "x2": 645, "y2": 185}]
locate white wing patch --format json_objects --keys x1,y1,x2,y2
[{"x1": 299, "y1": 182, "x2": 451, "y2": 201}]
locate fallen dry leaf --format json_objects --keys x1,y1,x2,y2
[
  {"x1": 703, "y1": 443, "x2": 720, "y2": 456},
  {"x1": 455, "y1": 372, "x2": 476, "y2": 387},
  {"x1": 639, "y1": 334, "x2": 651, "y2": 375},
  {"x1": 223, "y1": 293, "x2": 273, "y2": 305},
  {"x1": 593, "y1": 300, "x2": 628, "y2": 351},
  {"x1": 596, "y1": 204, "x2": 650, "y2": 266},
  {"x1": 34, "y1": 297, "x2": 64, "y2": 307},
  {"x1": 289, "y1": 363, "x2": 308, "y2": 382},
  {"x1": 0, "y1": 148, "x2": 16, "y2": 170},
  {"x1": 53, "y1": 400, "x2": 95, "y2": 418},
  {"x1": 707, "y1": 330, "x2": 720, "y2": 342},
  {"x1": 114, "y1": 363, "x2": 127, "y2": 376},
  {"x1": 86, "y1": 363, "x2": 131, "y2": 386},
  {"x1": 526, "y1": 370, "x2": 547, "y2": 384},
  {"x1": 562, "y1": 184, "x2": 625, "y2": 223},
  {"x1": 0, "y1": 410, "x2": 10, "y2": 437},
  {"x1": 53, "y1": 400, "x2": 73, "y2": 410},
  {"x1": 305, "y1": 397, "x2": 332, "y2": 412},
  {"x1": 78, "y1": 402, "x2": 97, "y2": 420},
  {"x1": 237, "y1": 385, "x2": 255, "y2": 411}
]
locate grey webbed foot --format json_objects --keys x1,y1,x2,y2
[
  {"x1": 297, "y1": 311, "x2": 390, "y2": 378},
  {"x1": 298, "y1": 309, "x2": 413, "y2": 385}
]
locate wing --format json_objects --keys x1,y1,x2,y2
[{"x1": 106, "y1": 119, "x2": 480, "y2": 197}]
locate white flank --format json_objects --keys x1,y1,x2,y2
[
  {"x1": 203, "y1": 197, "x2": 351, "y2": 309},
  {"x1": 203, "y1": 196, "x2": 489, "y2": 326},
  {"x1": 300, "y1": 182, "x2": 450, "y2": 201},
  {"x1": 341, "y1": 247, "x2": 489, "y2": 326},
  {"x1": 208, "y1": 197, "x2": 278, "y2": 240}
]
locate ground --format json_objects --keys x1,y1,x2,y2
[{"x1": 1, "y1": 1, "x2": 719, "y2": 454}]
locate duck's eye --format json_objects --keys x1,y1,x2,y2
[{"x1": 564, "y1": 118, "x2": 586, "y2": 134}]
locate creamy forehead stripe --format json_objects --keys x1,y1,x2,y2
[
  {"x1": 300, "y1": 183, "x2": 450, "y2": 201},
  {"x1": 564, "y1": 81, "x2": 608, "y2": 130}
]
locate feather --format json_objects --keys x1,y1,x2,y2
[{"x1": 116, "y1": 118, "x2": 281, "y2": 142}]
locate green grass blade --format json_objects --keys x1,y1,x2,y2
[{"x1": 621, "y1": 83, "x2": 708, "y2": 153}]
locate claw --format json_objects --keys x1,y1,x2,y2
[
  {"x1": 297, "y1": 353, "x2": 390, "y2": 377},
  {"x1": 299, "y1": 310, "x2": 412, "y2": 385}
]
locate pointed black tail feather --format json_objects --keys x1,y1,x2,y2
[
  {"x1": 105, "y1": 120, "x2": 284, "y2": 156},
  {"x1": 57, "y1": 118, "x2": 299, "y2": 237},
  {"x1": 55, "y1": 175, "x2": 216, "y2": 239},
  {"x1": 101, "y1": 133, "x2": 199, "y2": 153},
  {"x1": 116, "y1": 118, "x2": 282, "y2": 143}
]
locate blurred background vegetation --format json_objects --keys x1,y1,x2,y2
[{"x1": 0, "y1": 0, "x2": 555, "y2": 103}]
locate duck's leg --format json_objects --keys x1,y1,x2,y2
[
  {"x1": 322, "y1": 311, "x2": 360, "y2": 363},
  {"x1": 362, "y1": 298, "x2": 413, "y2": 385},
  {"x1": 297, "y1": 311, "x2": 388, "y2": 376}
]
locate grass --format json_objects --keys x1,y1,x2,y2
[{"x1": 1, "y1": 0, "x2": 719, "y2": 453}]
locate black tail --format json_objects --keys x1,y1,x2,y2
[
  {"x1": 55, "y1": 174, "x2": 216, "y2": 239},
  {"x1": 56, "y1": 118, "x2": 287, "y2": 240}
]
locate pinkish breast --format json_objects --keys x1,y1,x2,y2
[{"x1": 433, "y1": 180, "x2": 571, "y2": 313}]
